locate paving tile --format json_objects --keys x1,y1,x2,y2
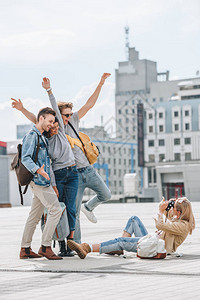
[{"x1": 0, "y1": 203, "x2": 200, "y2": 299}]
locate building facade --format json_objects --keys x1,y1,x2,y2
[{"x1": 115, "y1": 47, "x2": 200, "y2": 202}]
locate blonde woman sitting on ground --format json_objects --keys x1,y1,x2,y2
[{"x1": 67, "y1": 197, "x2": 195, "y2": 259}]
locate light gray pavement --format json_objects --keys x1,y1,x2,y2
[{"x1": 0, "y1": 202, "x2": 199, "y2": 300}]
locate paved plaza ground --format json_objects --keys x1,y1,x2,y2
[{"x1": 0, "y1": 202, "x2": 199, "y2": 300}]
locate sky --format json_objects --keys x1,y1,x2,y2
[{"x1": 0, "y1": 0, "x2": 200, "y2": 141}]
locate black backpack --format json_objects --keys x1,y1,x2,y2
[{"x1": 11, "y1": 133, "x2": 40, "y2": 205}]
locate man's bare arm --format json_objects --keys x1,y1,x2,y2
[
  {"x1": 78, "y1": 73, "x2": 111, "y2": 120},
  {"x1": 11, "y1": 98, "x2": 37, "y2": 124}
]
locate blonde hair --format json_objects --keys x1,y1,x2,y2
[
  {"x1": 175, "y1": 197, "x2": 195, "y2": 234},
  {"x1": 57, "y1": 101, "x2": 73, "y2": 113}
]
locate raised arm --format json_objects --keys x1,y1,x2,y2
[
  {"x1": 42, "y1": 77, "x2": 64, "y2": 129},
  {"x1": 78, "y1": 73, "x2": 111, "y2": 120},
  {"x1": 11, "y1": 98, "x2": 37, "y2": 124}
]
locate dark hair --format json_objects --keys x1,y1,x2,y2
[
  {"x1": 37, "y1": 107, "x2": 56, "y2": 122},
  {"x1": 43, "y1": 116, "x2": 59, "y2": 138}
]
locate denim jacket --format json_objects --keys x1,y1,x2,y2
[{"x1": 21, "y1": 125, "x2": 51, "y2": 187}]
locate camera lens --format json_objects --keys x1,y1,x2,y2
[{"x1": 166, "y1": 200, "x2": 175, "y2": 211}]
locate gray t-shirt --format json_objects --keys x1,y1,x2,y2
[
  {"x1": 65, "y1": 112, "x2": 90, "y2": 169},
  {"x1": 48, "y1": 94, "x2": 75, "y2": 184}
]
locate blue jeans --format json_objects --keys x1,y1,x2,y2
[
  {"x1": 100, "y1": 216, "x2": 148, "y2": 254},
  {"x1": 54, "y1": 166, "x2": 78, "y2": 232},
  {"x1": 74, "y1": 166, "x2": 111, "y2": 243}
]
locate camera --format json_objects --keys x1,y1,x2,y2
[{"x1": 166, "y1": 200, "x2": 175, "y2": 211}]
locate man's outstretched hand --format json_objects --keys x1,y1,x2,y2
[
  {"x1": 11, "y1": 98, "x2": 23, "y2": 111},
  {"x1": 99, "y1": 73, "x2": 111, "y2": 85}
]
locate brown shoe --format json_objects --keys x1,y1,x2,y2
[
  {"x1": 67, "y1": 240, "x2": 91, "y2": 259},
  {"x1": 20, "y1": 247, "x2": 41, "y2": 259},
  {"x1": 38, "y1": 245, "x2": 63, "y2": 260},
  {"x1": 105, "y1": 250, "x2": 124, "y2": 256}
]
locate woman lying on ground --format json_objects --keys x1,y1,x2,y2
[{"x1": 67, "y1": 197, "x2": 195, "y2": 259}]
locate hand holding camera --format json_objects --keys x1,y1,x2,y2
[{"x1": 160, "y1": 196, "x2": 175, "y2": 213}]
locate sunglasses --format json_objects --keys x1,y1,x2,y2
[{"x1": 62, "y1": 113, "x2": 73, "y2": 118}]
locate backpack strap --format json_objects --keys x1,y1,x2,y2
[
  {"x1": 19, "y1": 184, "x2": 24, "y2": 205},
  {"x1": 68, "y1": 122, "x2": 85, "y2": 148},
  {"x1": 33, "y1": 134, "x2": 40, "y2": 163},
  {"x1": 20, "y1": 134, "x2": 41, "y2": 204},
  {"x1": 68, "y1": 122, "x2": 89, "y2": 161}
]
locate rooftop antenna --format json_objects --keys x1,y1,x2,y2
[{"x1": 125, "y1": 26, "x2": 129, "y2": 60}]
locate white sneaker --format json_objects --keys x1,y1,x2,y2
[{"x1": 81, "y1": 204, "x2": 97, "y2": 223}]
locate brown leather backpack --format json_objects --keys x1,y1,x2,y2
[{"x1": 11, "y1": 133, "x2": 40, "y2": 205}]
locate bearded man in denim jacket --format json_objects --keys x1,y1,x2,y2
[{"x1": 19, "y1": 107, "x2": 62, "y2": 260}]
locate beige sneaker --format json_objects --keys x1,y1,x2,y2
[{"x1": 67, "y1": 240, "x2": 91, "y2": 259}]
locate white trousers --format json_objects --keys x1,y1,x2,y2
[{"x1": 21, "y1": 182, "x2": 62, "y2": 248}]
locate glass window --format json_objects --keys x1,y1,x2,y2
[
  {"x1": 126, "y1": 118, "x2": 129, "y2": 123},
  {"x1": 185, "y1": 110, "x2": 189, "y2": 116},
  {"x1": 118, "y1": 109, "x2": 121, "y2": 114},
  {"x1": 153, "y1": 168, "x2": 157, "y2": 183},
  {"x1": 149, "y1": 113, "x2": 153, "y2": 119},
  {"x1": 148, "y1": 140, "x2": 154, "y2": 147},
  {"x1": 119, "y1": 159, "x2": 121, "y2": 165},
  {"x1": 159, "y1": 139, "x2": 165, "y2": 146},
  {"x1": 132, "y1": 109, "x2": 135, "y2": 113},
  {"x1": 159, "y1": 112, "x2": 163, "y2": 118},
  {"x1": 184, "y1": 137, "x2": 191, "y2": 144},
  {"x1": 126, "y1": 127, "x2": 129, "y2": 132},
  {"x1": 119, "y1": 119, "x2": 122, "y2": 124},
  {"x1": 149, "y1": 126, "x2": 153, "y2": 133},
  {"x1": 148, "y1": 168, "x2": 152, "y2": 183},
  {"x1": 160, "y1": 97, "x2": 163, "y2": 102},
  {"x1": 149, "y1": 154, "x2": 155, "y2": 162},
  {"x1": 152, "y1": 98, "x2": 156, "y2": 102},
  {"x1": 185, "y1": 123, "x2": 190, "y2": 130},
  {"x1": 174, "y1": 138, "x2": 180, "y2": 145},
  {"x1": 125, "y1": 109, "x2": 128, "y2": 114},
  {"x1": 132, "y1": 100, "x2": 135, "y2": 105},
  {"x1": 174, "y1": 124, "x2": 179, "y2": 131},
  {"x1": 159, "y1": 154, "x2": 165, "y2": 162},
  {"x1": 174, "y1": 111, "x2": 179, "y2": 117},
  {"x1": 174, "y1": 153, "x2": 181, "y2": 161},
  {"x1": 159, "y1": 125, "x2": 164, "y2": 132},
  {"x1": 185, "y1": 152, "x2": 191, "y2": 161},
  {"x1": 125, "y1": 101, "x2": 128, "y2": 105}
]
